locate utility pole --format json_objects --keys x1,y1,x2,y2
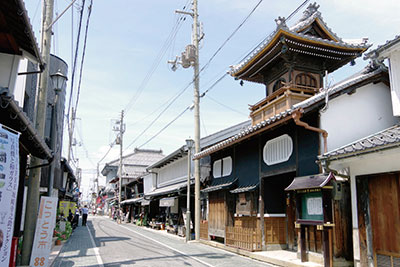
[
  {"x1": 21, "y1": 0, "x2": 55, "y2": 264},
  {"x1": 117, "y1": 110, "x2": 124, "y2": 223},
  {"x1": 192, "y1": 0, "x2": 201, "y2": 242},
  {"x1": 170, "y1": 0, "x2": 201, "y2": 241},
  {"x1": 67, "y1": 107, "x2": 75, "y2": 162}
]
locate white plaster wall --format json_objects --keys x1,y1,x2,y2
[
  {"x1": 388, "y1": 52, "x2": 400, "y2": 116},
  {"x1": 14, "y1": 58, "x2": 28, "y2": 106},
  {"x1": 0, "y1": 53, "x2": 20, "y2": 92},
  {"x1": 329, "y1": 147, "x2": 400, "y2": 267},
  {"x1": 320, "y1": 82, "x2": 400, "y2": 152},
  {"x1": 157, "y1": 156, "x2": 188, "y2": 187},
  {"x1": 143, "y1": 173, "x2": 156, "y2": 194}
]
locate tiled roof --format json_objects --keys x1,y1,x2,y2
[
  {"x1": 319, "y1": 124, "x2": 400, "y2": 160},
  {"x1": 106, "y1": 148, "x2": 164, "y2": 167},
  {"x1": 289, "y1": 6, "x2": 340, "y2": 42},
  {"x1": 194, "y1": 64, "x2": 385, "y2": 160},
  {"x1": 122, "y1": 165, "x2": 148, "y2": 179},
  {"x1": 194, "y1": 110, "x2": 293, "y2": 159},
  {"x1": 201, "y1": 178, "x2": 238, "y2": 193},
  {"x1": 294, "y1": 65, "x2": 385, "y2": 110},
  {"x1": 147, "y1": 120, "x2": 251, "y2": 170},
  {"x1": 285, "y1": 173, "x2": 335, "y2": 191},
  {"x1": 230, "y1": 3, "x2": 369, "y2": 76},
  {"x1": 364, "y1": 35, "x2": 400, "y2": 60},
  {"x1": 0, "y1": 1, "x2": 43, "y2": 65},
  {"x1": 200, "y1": 120, "x2": 251, "y2": 148},
  {"x1": 145, "y1": 180, "x2": 191, "y2": 198},
  {"x1": 230, "y1": 184, "x2": 258, "y2": 194},
  {"x1": 103, "y1": 148, "x2": 164, "y2": 178}
]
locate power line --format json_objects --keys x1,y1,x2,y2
[
  {"x1": 122, "y1": 0, "x2": 264, "y2": 151},
  {"x1": 73, "y1": 0, "x2": 93, "y2": 116},
  {"x1": 67, "y1": 0, "x2": 86, "y2": 124},
  {"x1": 98, "y1": 140, "x2": 116, "y2": 164},
  {"x1": 123, "y1": 2, "x2": 190, "y2": 113},
  {"x1": 204, "y1": 95, "x2": 248, "y2": 117},
  {"x1": 124, "y1": 81, "x2": 193, "y2": 152},
  {"x1": 286, "y1": 0, "x2": 310, "y2": 22},
  {"x1": 138, "y1": 106, "x2": 191, "y2": 149},
  {"x1": 199, "y1": 0, "x2": 264, "y2": 75}
]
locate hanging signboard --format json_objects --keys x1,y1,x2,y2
[
  {"x1": 0, "y1": 125, "x2": 20, "y2": 266},
  {"x1": 30, "y1": 196, "x2": 58, "y2": 267}
]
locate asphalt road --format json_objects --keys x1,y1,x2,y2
[{"x1": 53, "y1": 215, "x2": 275, "y2": 267}]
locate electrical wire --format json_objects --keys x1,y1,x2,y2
[
  {"x1": 120, "y1": 0, "x2": 269, "y2": 152},
  {"x1": 66, "y1": 0, "x2": 85, "y2": 131},
  {"x1": 124, "y1": 81, "x2": 193, "y2": 151},
  {"x1": 204, "y1": 95, "x2": 248, "y2": 117},
  {"x1": 75, "y1": 119, "x2": 96, "y2": 168},
  {"x1": 123, "y1": 2, "x2": 190, "y2": 113},
  {"x1": 73, "y1": 0, "x2": 92, "y2": 117},
  {"x1": 138, "y1": 106, "x2": 190, "y2": 149},
  {"x1": 97, "y1": 140, "x2": 116, "y2": 164},
  {"x1": 199, "y1": 0, "x2": 264, "y2": 75}
]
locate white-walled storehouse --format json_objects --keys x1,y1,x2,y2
[{"x1": 316, "y1": 37, "x2": 400, "y2": 267}]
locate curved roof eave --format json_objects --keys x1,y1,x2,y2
[{"x1": 231, "y1": 29, "x2": 369, "y2": 78}]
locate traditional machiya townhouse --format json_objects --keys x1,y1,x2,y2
[
  {"x1": 101, "y1": 148, "x2": 164, "y2": 216},
  {"x1": 0, "y1": 0, "x2": 53, "y2": 246},
  {"x1": 143, "y1": 120, "x2": 250, "y2": 236},
  {"x1": 194, "y1": 2, "x2": 374, "y2": 266},
  {"x1": 317, "y1": 36, "x2": 400, "y2": 267}
]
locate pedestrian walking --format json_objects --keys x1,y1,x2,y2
[
  {"x1": 72, "y1": 208, "x2": 79, "y2": 228},
  {"x1": 68, "y1": 209, "x2": 73, "y2": 223},
  {"x1": 82, "y1": 205, "x2": 89, "y2": 226}
]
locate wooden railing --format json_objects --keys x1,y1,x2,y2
[
  {"x1": 225, "y1": 226, "x2": 262, "y2": 251},
  {"x1": 249, "y1": 83, "x2": 318, "y2": 125},
  {"x1": 200, "y1": 221, "x2": 209, "y2": 240}
]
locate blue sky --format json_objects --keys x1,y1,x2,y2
[{"x1": 24, "y1": 0, "x2": 400, "y2": 198}]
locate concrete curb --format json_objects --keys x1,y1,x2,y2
[{"x1": 199, "y1": 240, "x2": 322, "y2": 267}]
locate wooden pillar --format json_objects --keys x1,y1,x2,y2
[
  {"x1": 323, "y1": 228, "x2": 332, "y2": 267},
  {"x1": 259, "y1": 178, "x2": 265, "y2": 250},
  {"x1": 300, "y1": 225, "x2": 307, "y2": 262},
  {"x1": 258, "y1": 136, "x2": 266, "y2": 250}
]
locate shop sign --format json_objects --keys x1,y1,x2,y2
[
  {"x1": 159, "y1": 197, "x2": 177, "y2": 207},
  {"x1": 30, "y1": 197, "x2": 58, "y2": 267},
  {"x1": 0, "y1": 126, "x2": 19, "y2": 266}
]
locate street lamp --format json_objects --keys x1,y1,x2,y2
[
  {"x1": 48, "y1": 69, "x2": 67, "y2": 197},
  {"x1": 186, "y1": 139, "x2": 194, "y2": 242}
]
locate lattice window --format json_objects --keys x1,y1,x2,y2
[
  {"x1": 295, "y1": 73, "x2": 317, "y2": 88},
  {"x1": 212, "y1": 156, "x2": 232, "y2": 178},
  {"x1": 263, "y1": 134, "x2": 293, "y2": 166}
]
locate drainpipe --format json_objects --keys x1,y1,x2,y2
[{"x1": 292, "y1": 109, "x2": 328, "y2": 154}]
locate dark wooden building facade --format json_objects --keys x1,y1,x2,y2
[{"x1": 195, "y1": 3, "x2": 370, "y2": 266}]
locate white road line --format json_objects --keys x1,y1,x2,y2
[
  {"x1": 87, "y1": 223, "x2": 104, "y2": 267},
  {"x1": 119, "y1": 224, "x2": 214, "y2": 267}
]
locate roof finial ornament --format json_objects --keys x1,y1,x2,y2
[
  {"x1": 275, "y1": 16, "x2": 287, "y2": 29},
  {"x1": 300, "y1": 2, "x2": 320, "y2": 21}
]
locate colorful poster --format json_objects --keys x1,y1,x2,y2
[
  {"x1": 0, "y1": 125, "x2": 20, "y2": 266},
  {"x1": 30, "y1": 196, "x2": 58, "y2": 267},
  {"x1": 59, "y1": 201, "x2": 77, "y2": 219}
]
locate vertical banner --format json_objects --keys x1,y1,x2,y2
[
  {"x1": 0, "y1": 125, "x2": 20, "y2": 266},
  {"x1": 30, "y1": 197, "x2": 58, "y2": 267},
  {"x1": 59, "y1": 201, "x2": 70, "y2": 219}
]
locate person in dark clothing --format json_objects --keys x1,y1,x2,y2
[
  {"x1": 72, "y1": 208, "x2": 79, "y2": 228},
  {"x1": 68, "y1": 209, "x2": 73, "y2": 223},
  {"x1": 82, "y1": 205, "x2": 89, "y2": 226}
]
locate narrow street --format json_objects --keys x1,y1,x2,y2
[{"x1": 52, "y1": 216, "x2": 274, "y2": 267}]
